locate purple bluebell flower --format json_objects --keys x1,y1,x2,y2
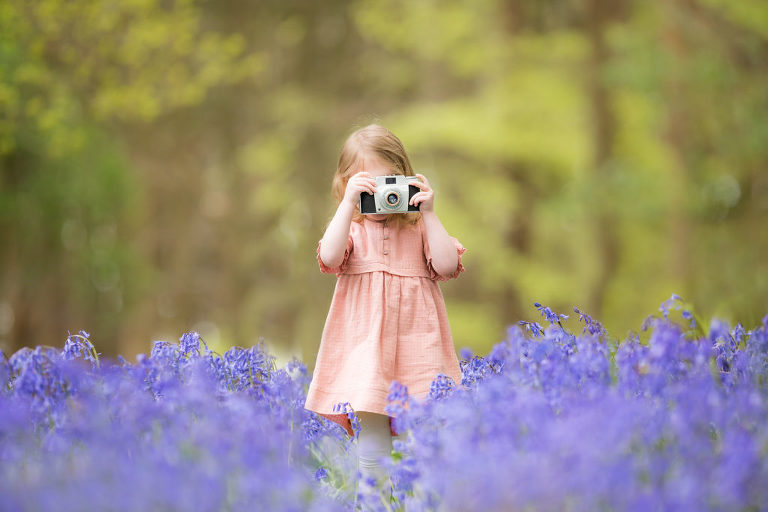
[
  {"x1": 428, "y1": 374, "x2": 455, "y2": 401},
  {"x1": 459, "y1": 347, "x2": 473, "y2": 361},
  {"x1": 3, "y1": 300, "x2": 768, "y2": 511},
  {"x1": 574, "y1": 306, "x2": 605, "y2": 336},
  {"x1": 519, "y1": 320, "x2": 544, "y2": 337},
  {"x1": 681, "y1": 309, "x2": 697, "y2": 330},
  {"x1": 179, "y1": 331, "x2": 201, "y2": 359},
  {"x1": 314, "y1": 467, "x2": 328, "y2": 481},
  {"x1": 386, "y1": 380, "x2": 408, "y2": 405},
  {"x1": 62, "y1": 330, "x2": 100, "y2": 367},
  {"x1": 333, "y1": 401, "x2": 361, "y2": 439},
  {"x1": 658, "y1": 294, "x2": 685, "y2": 320},
  {"x1": 460, "y1": 355, "x2": 497, "y2": 388},
  {"x1": 533, "y1": 302, "x2": 569, "y2": 325}
]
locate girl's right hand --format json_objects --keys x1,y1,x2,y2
[{"x1": 343, "y1": 172, "x2": 377, "y2": 207}]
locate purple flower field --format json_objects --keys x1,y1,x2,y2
[{"x1": 2, "y1": 295, "x2": 767, "y2": 511}]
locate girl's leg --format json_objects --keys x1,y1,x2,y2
[{"x1": 356, "y1": 411, "x2": 393, "y2": 494}]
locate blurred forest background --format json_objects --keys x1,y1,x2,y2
[{"x1": 1, "y1": 0, "x2": 766, "y2": 369}]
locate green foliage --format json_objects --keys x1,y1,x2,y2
[
  {"x1": 0, "y1": 0, "x2": 261, "y2": 353},
  {"x1": 698, "y1": 0, "x2": 768, "y2": 39},
  {"x1": 2, "y1": 0, "x2": 259, "y2": 134},
  {"x1": 1, "y1": 0, "x2": 767, "y2": 362}
]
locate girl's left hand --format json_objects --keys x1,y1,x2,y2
[{"x1": 409, "y1": 173, "x2": 435, "y2": 212}]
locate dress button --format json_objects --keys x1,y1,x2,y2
[
  {"x1": 383, "y1": 250, "x2": 389, "y2": 255},
  {"x1": 383, "y1": 235, "x2": 389, "y2": 240}
]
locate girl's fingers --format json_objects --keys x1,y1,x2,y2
[
  {"x1": 350, "y1": 178, "x2": 376, "y2": 193},
  {"x1": 411, "y1": 191, "x2": 435, "y2": 204},
  {"x1": 356, "y1": 177, "x2": 377, "y2": 187}
]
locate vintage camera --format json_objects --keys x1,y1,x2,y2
[{"x1": 360, "y1": 175, "x2": 421, "y2": 214}]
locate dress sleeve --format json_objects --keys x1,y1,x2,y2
[
  {"x1": 424, "y1": 234, "x2": 466, "y2": 282},
  {"x1": 316, "y1": 235, "x2": 354, "y2": 275}
]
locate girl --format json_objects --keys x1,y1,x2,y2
[{"x1": 304, "y1": 124, "x2": 466, "y2": 500}]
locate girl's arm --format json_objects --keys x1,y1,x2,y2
[
  {"x1": 319, "y1": 200, "x2": 356, "y2": 268},
  {"x1": 319, "y1": 171, "x2": 376, "y2": 268},
  {"x1": 421, "y1": 210, "x2": 459, "y2": 277},
  {"x1": 409, "y1": 173, "x2": 459, "y2": 278}
]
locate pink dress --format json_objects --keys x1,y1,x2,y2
[{"x1": 304, "y1": 215, "x2": 466, "y2": 437}]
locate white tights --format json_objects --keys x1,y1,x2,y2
[{"x1": 356, "y1": 412, "x2": 405, "y2": 496}]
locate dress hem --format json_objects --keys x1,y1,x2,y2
[{"x1": 305, "y1": 385, "x2": 430, "y2": 438}]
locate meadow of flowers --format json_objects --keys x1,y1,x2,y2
[{"x1": 1, "y1": 295, "x2": 767, "y2": 511}]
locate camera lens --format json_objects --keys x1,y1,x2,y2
[{"x1": 386, "y1": 192, "x2": 399, "y2": 206}]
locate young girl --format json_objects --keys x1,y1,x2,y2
[{"x1": 304, "y1": 124, "x2": 466, "y2": 499}]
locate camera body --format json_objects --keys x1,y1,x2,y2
[{"x1": 360, "y1": 175, "x2": 421, "y2": 214}]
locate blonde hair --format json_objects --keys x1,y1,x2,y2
[{"x1": 331, "y1": 124, "x2": 421, "y2": 228}]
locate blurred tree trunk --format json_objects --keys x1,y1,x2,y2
[
  {"x1": 500, "y1": 162, "x2": 532, "y2": 325},
  {"x1": 661, "y1": 0, "x2": 693, "y2": 295},
  {"x1": 585, "y1": 0, "x2": 620, "y2": 318}
]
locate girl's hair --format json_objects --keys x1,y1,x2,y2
[{"x1": 332, "y1": 124, "x2": 420, "y2": 228}]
